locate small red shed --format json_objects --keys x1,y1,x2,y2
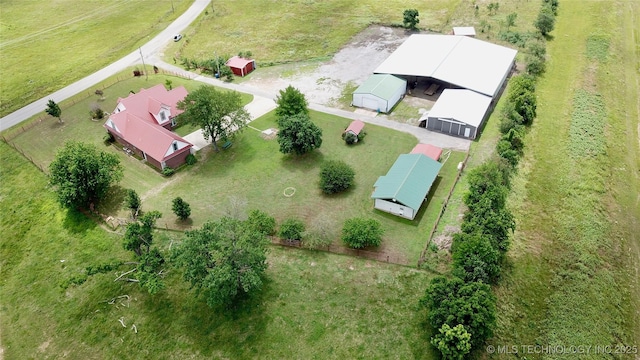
[{"x1": 226, "y1": 56, "x2": 256, "y2": 77}]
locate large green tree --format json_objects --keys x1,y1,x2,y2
[
  {"x1": 174, "y1": 217, "x2": 269, "y2": 307},
  {"x1": 176, "y1": 86, "x2": 250, "y2": 151},
  {"x1": 45, "y1": 99, "x2": 62, "y2": 123},
  {"x1": 421, "y1": 276, "x2": 497, "y2": 350},
  {"x1": 49, "y1": 141, "x2": 123, "y2": 209},
  {"x1": 275, "y1": 85, "x2": 308, "y2": 122},
  {"x1": 277, "y1": 113, "x2": 323, "y2": 155},
  {"x1": 451, "y1": 233, "x2": 501, "y2": 284}
]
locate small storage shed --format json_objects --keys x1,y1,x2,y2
[
  {"x1": 226, "y1": 56, "x2": 256, "y2": 77},
  {"x1": 422, "y1": 89, "x2": 492, "y2": 139},
  {"x1": 352, "y1": 74, "x2": 406, "y2": 113},
  {"x1": 453, "y1": 27, "x2": 476, "y2": 37},
  {"x1": 410, "y1": 143, "x2": 443, "y2": 161},
  {"x1": 344, "y1": 120, "x2": 365, "y2": 137},
  {"x1": 371, "y1": 153, "x2": 442, "y2": 220}
]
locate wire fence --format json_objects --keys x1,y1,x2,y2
[{"x1": 417, "y1": 151, "x2": 470, "y2": 267}]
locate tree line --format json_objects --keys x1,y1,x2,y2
[{"x1": 420, "y1": 1, "x2": 559, "y2": 358}]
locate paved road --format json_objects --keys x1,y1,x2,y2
[{"x1": 0, "y1": 0, "x2": 212, "y2": 132}]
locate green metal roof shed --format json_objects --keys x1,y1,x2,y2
[
  {"x1": 371, "y1": 153, "x2": 442, "y2": 220},
  {"x1": 352, "y1": 74, "x2": 407, "y2": 113}
]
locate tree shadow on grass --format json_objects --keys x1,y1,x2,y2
[
  {"x1": 63, "y1": 207, "x2": 98, "y2": 234},
  {"x1": 142, "y1": 276, "x2": 271, "y2": 358},
  {"x1": 279, "y1": 150, "x2": 325, "y2": 172},
  {"x1": 96, "y1": 185, "x2": 126, "y2": 215}
]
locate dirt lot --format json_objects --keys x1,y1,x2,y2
[{"x1": 244, "y1": 26, "x2": 409, "y2": 106}]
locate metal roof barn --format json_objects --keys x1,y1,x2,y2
[
  {"x1": 374, "y1": 35, "x2": 517, "y2": 97},
  {"x1": 352, "y1": 74, "x2": 407, "y2": 113},
  {"x1": 371, "y1": 153, "x2": 442, "y2": 220},
  {"x1": 422, "y1": 89, "x2": 492, "y2": 139}
]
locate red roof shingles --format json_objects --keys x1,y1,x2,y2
[{"x1": 410, "y1": 143, "x2": 443, "y2": 161}]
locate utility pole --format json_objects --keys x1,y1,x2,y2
[{"x1": 139, "y1": 47, "x2": 148, "y2": 81}]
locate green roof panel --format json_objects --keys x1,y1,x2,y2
[
  {"x1": 353, "y1": 74, "x2": 407, "y2": 101},
  {"x1": 371, "y1": 154, "x2": 442, "y2": 210}
]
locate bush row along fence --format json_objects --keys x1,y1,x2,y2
[
  {"x1": 417, "y1": 151, "x2": 470, "y2": 268},
  {"x1": 269, "y1": 238, "x2": 411, "y2": 266}
]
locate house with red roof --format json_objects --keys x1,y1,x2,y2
[
  {"x1": 226, "y1": 56, "x2": 256, "y2": 77},
  {"x1": 104, "y1": 84, "x2": 193, "y2": 171}
]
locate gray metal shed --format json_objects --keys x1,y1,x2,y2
[{"x1": 422, "y1": 89, "x2": 492, "y2": 139}]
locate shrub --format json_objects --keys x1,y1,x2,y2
[
  {"x1": 431, "y1": 324, "x2": 472, "y2": 360},
  {"x1": 162, "y1": 167, "x2": 175, "y2": 176},
  {"x1": 421, "y1": 276, "x2": 497, "y2": 350},
  {"x1": 172, "y1": 197, "x2": 191, "y2": 220},
  {"x1": 319, "y1": 160, "x2": 355, "y2": 194},
  {"x1": 125, "y1": 189, "x2": 141, "y2": 219},
  {"x1": 185, "y1": 154, "x2": 197, "y2": 165},
  {"x1": 341, "y1": 217, "x2": 383, "y2": 249},
  {"x1": 247, "y1": 209, "x2": 276, "y2": 236},
  {"x1": 103, "y1": 132, "x2": 115, "y2": 144},
  {"x1": 535, "y1": 4, "x2": 556, "y2": 35},
  {"x1": 343, "y1": 132, "x2": 357, "y2": 145},
  {"x1": 279, "y1": 218, "x2": 305, "y2": 241},
  {"x1": 526, "y1": 55, "x2": 546, "y2": 77},
  {"x1": 452, "y1": 233, "x2": 502, "y2": 284},
  {"x1": 90, "y1": 104, "x2": 105, "y2": 120}
]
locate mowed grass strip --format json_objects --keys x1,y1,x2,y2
[
  {"x1": 0, "y1": 0, "x2": 194, "y2": 117},
  {"x1": 0, "y1": 142, "x2": 436, "y2": 359},
  {"x1": 491, "y1": 0, "x2": 640, "y2": 355}
]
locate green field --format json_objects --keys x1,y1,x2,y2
[
  {"x1": 1, "y1": 0, "x2": 639, "y2": 358},
  {"x1": 489, "y1": 0, "x2": 640, "y2": 356},
  {"x1": 0, "y1": 142, "x2": 437, "y2": 359},
  {"x1": 0, "y1": 0, "x2": 194, "y2": 118}
]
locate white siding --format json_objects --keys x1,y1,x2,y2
[{"x1": 374, "y1": 199, "x2": 416, "y2": 220}]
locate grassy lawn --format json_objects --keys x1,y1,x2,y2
[
  {"x1": 489, "y1": 0, "x2": 640, "y2": 355},
  {"x1": 0, "y1": 0, "x2": 194, "y2": 118},
  {"x1": 171, "y1": 0, "x2": 462, "y2": 65},
  {"x1": 0, "y1": 141, "x2": 436, "y2": 359},
  {"x1": 142, "y1": 110, "x2": 466, "y2": 265},
  {"x1": 6, "y1": 71, "x2": 252, "y2": 201}
]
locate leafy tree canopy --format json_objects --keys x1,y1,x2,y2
[
  {"x1": 277, "y1": 113, "x2": 323, "y2": 155},
  {"x1": 125, "y1": 189, "x2": 141, "y2": 219},
  {"x1": 173, "y1": 217, "x2": 269, "y2": 307},
  {"x1": 535, "y1": 4, "x2": 556, "y2": 35},
  {"x1": 421, "y1": 276, "x2": 497, "y2": 350},
  {"x1": 431, "y1": 324, "x2": 472, "y2": 360},
  {"x1": 341, "y1": 217, "x2": 384, "y2": 249},
  {"x1": 279, "y1": 218, "x2": 306, "y2": 241},
  {"x1": 49, "y1": 141, "x2": 123, "y2": 209},
  {"x1": 177, "y1": 86, "x2": 250, "y2": 151},
  {"x1": 172, "y1": 197, "x2": 191, "y2": 220},
  {"x1": 275, "y1": 85, "x2": 308, "y2": 122},
  {"x1": 45, "y1": 99, "x2": 62, "y2": 122},
  {"x1": 319, "y1": 160, "x2": 355, "y2": 194},
  {"x1": 452, "y1": 233, "x2": 502, "y2": 284}
]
